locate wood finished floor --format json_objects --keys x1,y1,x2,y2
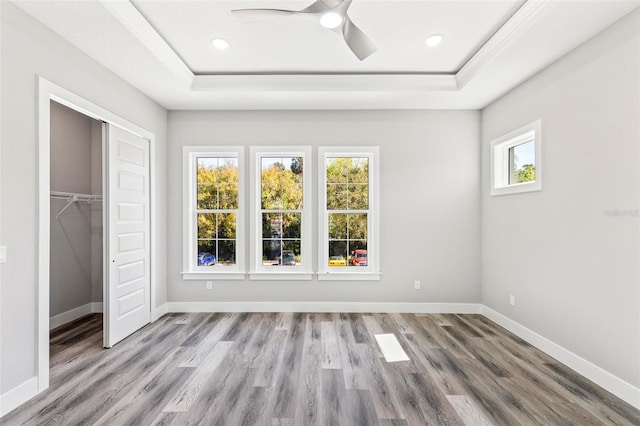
[{"x1": 3, "y1": 312, "x2": 639, "y2": 425}]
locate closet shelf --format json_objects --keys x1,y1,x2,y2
[{"x1": 50, "y1": 191, "x2": 102, "y2": 219}]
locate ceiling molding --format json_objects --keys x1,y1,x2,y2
[
  {"x1": 456, "y1": 0, "x2": 551, "y2": 89},
  {"x1": 102, "y1": 0, "x2": 548, "y2": 94},
  {"x1": 101, "y1": 0, "x2": 194, "y2": 86},
  {"x1": 191, "y1": 73, "x2": 458, "y2": 92}
]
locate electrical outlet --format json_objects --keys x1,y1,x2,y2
[
  {"x1": 509, "y1": 295, "x2": 516, "y2": 306},
  {"x1": 206, "y1": 281, "x2": 213, "y2": 290},
  {"x1": 0, "y1": 246, "x2": 6, "y2": 263},
  {"x1": 414, "y1": 280, "x2": 421, "y2": 290}
]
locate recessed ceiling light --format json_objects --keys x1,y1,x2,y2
[
  {"x1": 211, "y1": 38, "x2": 229, "y2": 50},
  {"x1": 425, "y1": 34, "x2": 444, "y2": 47},
  {"x1": 320, "y1": 12, "x2": 343, "y2": 29}
]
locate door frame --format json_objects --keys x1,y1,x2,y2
[{"x1": 36, "y1": 77, "x2": 158, "y2": 392}]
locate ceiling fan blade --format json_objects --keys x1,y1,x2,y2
[
  {"x1": 231, "y1": 9, "x2": 295, "y2": 23},
  {"x1": 342, "y1": 16, "x2": 376, "y2": 60},
  {"x1": 302, "y1": 0, "x2": 343, "y2": 13}
]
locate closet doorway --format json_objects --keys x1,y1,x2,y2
[
  {"x1": 37, "y1": 78, "x2": 155, "y2": 393},
  {"x1": 49, "y1": 101, "x2": 105, "y2": 362},
  {"x1": 49, "y1": 100, "x2": 152, "y2": 355}
]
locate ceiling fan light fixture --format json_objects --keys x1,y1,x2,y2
[
  {"x1": 425, "y1": 34, "x2": 444, "y2": 47},
  {"x1": 320, "y1": 12, "x2": 343, "y2": 29},
  {"x1": 211, "y1": 38, "x2": 230, "y2": 50}
]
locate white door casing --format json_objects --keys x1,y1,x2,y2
[{"x1": 105, "y1": 125, "x2": 151, "y2": 347}]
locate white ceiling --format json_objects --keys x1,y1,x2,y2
[{"x1": 12, "y1": 0, "x2": 640, "y2": 110}]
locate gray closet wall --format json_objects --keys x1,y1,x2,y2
[{"x1": 50, "y1": 101, "x2": 103, "y2": 319}]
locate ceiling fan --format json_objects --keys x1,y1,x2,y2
[{"x1": 231, "y1": 0, "x2": 377, "y2": 61}]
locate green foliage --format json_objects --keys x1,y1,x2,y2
[
  {"x1": 325, "y1": 158, "x2": 369, "y2": 262},
  {"x1": 260, "y1": 158, "x2": 304, "y2": 260},
  {"x1": 196, "y1": 158, "x2": 239, "y2": 264},
  {"x1": 516, "y1": 164, "x2": 535, "y2": 183}
]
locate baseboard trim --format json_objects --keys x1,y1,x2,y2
[
  {"x1": 0, "y1": 377, "x2": 38, "y2": 418},
  {"x1": 167, "y1": 301, "x2": 482, "y2": 314},
  {"x1": 481, "y1": 305, "x2": 640, "y2": 410},
  {"x1": 49, "y1": 302, "x2": 103, "y2": 330},
  {"x1": 153, "y1": 303, "x2": 169, "y2": 321}
]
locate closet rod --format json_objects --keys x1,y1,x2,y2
[{"x1": 50, "y1": 191, "x2": 102, "y2": 219}]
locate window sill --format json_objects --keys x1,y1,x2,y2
[
  {"x1": 249, "y1": 272, "x2": 314, "y2": 281},
  {"x1": 317, "y1": 272, "x2": 381, "y2": 281},
  {"x1": 491, "y1": 180, "x2": 542, "y2": 196},
  {"x1": 181, "y1": 271, "x2": 246, "y2": 281}
]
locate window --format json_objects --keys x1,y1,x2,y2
[
  {"x1": 491, "y1": 120, "x2": 542, "y2": 196},
  {"x1": 250, "y1": 146, "x2": 312, "y2": 280},
  {"x1": 182, "y1": 146, "x2": 245, "y2": 280},
  {"x1": 318, "y1": 147, "x2": 380, "y2": 280}
]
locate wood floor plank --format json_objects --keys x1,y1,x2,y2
[
  {"x1": 179, "y1": 313, "x2": 236, "y2": 368},
  {"x1": 275, "y1": 312, "x2": 293, "y2": 331},
  {"x1": 321, "y1": 369, "x2": 347, "y2": 425},
  {"x1": 4, "y1": 312, "x2": 640, "y2": 426},
  {"x1": 357, "y1": 343, "x2": 406, "y2": 420},
  {"x1": 94, "y1": 347, "x2": 195, "y2": 425},
  {"x1": 346, "y1": 389, "x2": 380, "y2": 426},
  {"x1": 294, "y1": 353, "x2": 322, "y2": 426},
  {"x1": 333, "y1": 313, "x2": 368, "y2": 390},
  {"x1": 270, "y1": 312, "x2": 306, "y2": 418},
  {"x1": 162, "y1": 341, "x2": 234, "y2": 412},
  {"x1": 320, "y1": 321, "x2": 341, "y2": 369},
  {"x1": 389, "y1": 313, "x2": 415, "y2": 334},
  {"x1": 348, "y1": 312, "x2": 372, "y2": 344},
  {"x1": 446, "y1": 395, "x2": 496, "y2": 426},
  {"x1": 252, "y1": 329, "x2": 288, "y2": 387}
]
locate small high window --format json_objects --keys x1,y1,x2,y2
[{"x1": 491, "y1": 120, "x2": 542, "y2": 196}]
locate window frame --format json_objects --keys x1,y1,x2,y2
[
  {"x1": 182, "y1": 146, "x2": 245, "y2": 280},
  {"x1": 318, "y1": 146, "x2": 380, "y2": 281},
  {"x1": 249, "y1": 146, "x2": 313, "y2": 280},
  {"x1": 490, "y1": 119, "x2": 542, "y2": 196}
]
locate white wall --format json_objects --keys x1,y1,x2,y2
[
  {"x1": 168, "y1": 110, "x2": 481, "y2": 305},
  {"x1": 0, "y1": 1, "x2": 167, "y2": 395},
  {"x1": 481, "y1": 9, "x2": 640, "y2": 388}
]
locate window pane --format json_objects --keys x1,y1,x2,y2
[
  {"x1": 328, "y1": 213, "x2": 347, "y2": 239},
  {"x1": 197, "y1": 157, "x2": 238, "y2": 209},
  {"x1": 326, "y1": 158, "x2": 349, "y2": 183},
  {"x1": 197, "y1": 241, "x2": 216, "y2": 266},
  {"x1": 217, "y1": 240, "x2": 236, "y2": 265},
  {"x1": 329, "y1": 241, "x2": 348, "y2": 261},
  {"x1": 282, "y1": 213, "x2": 301, "y2": 238},
  {"x1": 327, "y1": 183, "x2": 347, "y2": 210},
  {"x1": 197, "y1": 183, "x2": 216, "y2": 209},
  {"x1": 348, "y1": 214, "x2": 367, "y2": 240},
  {"x1": 197, "y1": 213, "x2": 216, "y2": 239},
  {"x1": 348, "y1": 241, "x2": 368, "y2": 267},
  {"x1": 218, "y1": 183, "x2": 238, "y2": 209},
  {"x1": 349, "y1": 158, "x2": 369, "y2": 183},
  {"x1": 217, "y1": 213, "x2": 236, "y2": 239},
  {"x1": 262, "y1": 240, "x2": 281, "y2": 265},
  {"x1": 348, "y1": 184, "x2": 368, "y2": 209},
  {"x1": 263, "y1": 212, "x2": 282, "y2": 239},
  {"x1": 261, "y1": 157, "x2": 304, "y2": 210},
  {"x1": 509, "y1": 140, "x2": 535, "y2": 184},
  {"x1": 283, "y1": 240, "x2": 301, "y2": 265}
]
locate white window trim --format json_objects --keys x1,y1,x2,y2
[
  {"x1": 249, "y1": 146, "x2": 313, "y2": 280},
  {"x1": 317, "y1": 146, "x2": 381, "y2": 281},
  {"x1": 182, "y1": 146, "x2": 246, "y2": 280},
  {"x1": 491, "y1": 119, "x2": 542, "y2": 196}
]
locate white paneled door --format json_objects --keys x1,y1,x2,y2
[{"x1": 105, "y1": 125, "x2": 151, "y2": 347}]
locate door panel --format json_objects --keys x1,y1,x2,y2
[{"x1": 106, "y1": 125, "x2": 151, "y2": 347}]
